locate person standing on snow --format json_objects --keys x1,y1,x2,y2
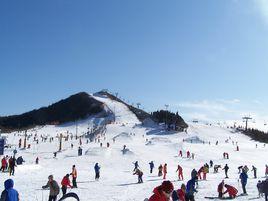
[
  {"x1": 71, "y1": 165, "x2": 77, "y2": 188},
  {"x1": 179, "y1": 150, "x2": 183, "y2": 157},
  {"x1": 0, "y1": 179, "x2": 19, "y2": 201},
  {"x1": 61, "y1": 174, "x2": 72, "y2": 195},
  {"x1": 42, "y1": 175, "x2": 60, "y2": 201},
  {"x1": 209, "y1": 160, "x2": 213, "y2": 168},
  {"x1": 1, "y1": 156, "x2": 7, "y2": 172},
  {"x1": 133, "y1": 168, "x2": 143, "y2": 183},
  {"x1": 252, "y1": 165, "x2": 257, "y2": 179},
  {"x1": 176, "y1": 164, "x2": 183, "y2": 180},
  {"x1": 149, "y1": 161, "x2": 154, "y2": 174},
  {"x1": 158, "y1": 164, "x2": 163, "y2": 177},
  {"x1": 261, "y1": 178, "x2": 268, "y2": 201},
  {"x1": 8, "y1": 157, "x2": 16, "y2": 176},
  {"x1": 94, "y1": 163, "x2": 101, "y2": 180},
  {"x1": 217, "y1": 180, "x2": 224, "y2": 198},
  {"x1": 265, "y1": 165, "x2": 268, "y2": 177},
  {"x1": 223, "y1": 164, "x2": 229, "y2": 178},
  {"x1": 163, "y1": 164, "x2": 167, "y2": 180},
  {"x1": 172, "y1": 183, "x2": 186, "y2": 201},
  {"x1": 148, "y1": 180, "x2": 174, "y2": 201},
  {"x1": 240, "y1": 169, "x2": 248, "y2": 195},
  {"x1": 185, "y1": 178, "x2": 198, "y2": 201}
]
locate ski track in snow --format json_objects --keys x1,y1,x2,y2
[{"x1": 0, "y1": 95, "x2": 267, "y2": 201}]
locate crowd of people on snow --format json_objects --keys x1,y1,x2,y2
[
  {"x1": 2, "y1": 130, "x2": 268, "y2": 201},
  {"x1": 146, "y1": 164, "x2": 268, "y2": 201}
]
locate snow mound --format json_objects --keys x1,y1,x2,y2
[
  {"x1": 184, "y1": 136, "x2": 205, "y2": 144},
  {"x1": 113, "y1": 132, "x2": 133, "y2": 142},
  {"x1": 146, "y1": 137, "x2": 171, "y2": 145},
  {"x1": 85, "y1": 147, "x2": 110, "y2": 156}
]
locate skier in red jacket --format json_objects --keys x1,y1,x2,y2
[
  {"x1": 176, "y1": 183, "x2": 186, "y2": 201},
  {"x1": 223, "y1": 184, "x2": 238, "y2": 198},
  {"x1": 1, "y1": 157, "x2": 7, "y2": 172},
  {"x1": 176, "y1": 165, "x2": 183, "y2": 180},
  {"x1": 61, "y1": 174, "x2": 72, "y2": 195},
  {"x1": 149, "y1": 180, "x2": 174, "y2": 201}
]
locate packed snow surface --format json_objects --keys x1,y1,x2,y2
[{"x1": 1, "y1": 95, "x2": 267, "y2": 201}]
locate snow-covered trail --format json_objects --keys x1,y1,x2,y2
[{"x1": 0, "y1": 96, "x2": 267, "y2": 201}]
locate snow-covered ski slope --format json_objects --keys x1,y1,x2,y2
[{"x1": 1, "y1": 95, "x2": 267, "y2": 201}]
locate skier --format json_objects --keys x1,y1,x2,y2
[
  {"x1": 179, "y1": 150, "x2": 183, "y2": 157},
  {"x1": 42, "y1": 175, "x2": 60, "y2": 201},
  {"x1": 172, "y1": 183, "x2": 186, "y2": 201},
  {"x1": 185, "y1": 178, "x2": 197, "y2": 201},
  {"x1": 223, "y1": 184, "x2": 238, "y2": 198},
  {"x1": 9, "y1": 157, "x2": 16, "y2": 176},
  {"x1": 35, "y1": 157, "x2": 39, "y2": 164},
  {"x1": 71, "y1": 165, "x2": 77, "y2": 188},
  {"x1": 149, "y1": 161, "x2": 154, "y2": 174},
  {"x1": 223, "y1": 164, "x2": 229, "y2": 178},
  {"x1": 163, "y1": 164, "x2": 167, "y2": 179},
  {"x1": 223, "y1": 152, "x2": 226, "y2": 159},
  {"x1": 148, "y1": 180, "x2": 174, "y2": 201},
  {"x1": 217, "y1": 180, "x2": 224, "y2": 198},
  {"x1": 214, "y1": 165, "x2": 221, "y2": 173},
  {"x1": 265, "y1": 165, "x2": 268, "y2": 177},
  {"x1": 240, "y1": 169, "x2": 248, "y2": 195},
  {"x1": 133, "y1": 161, "x2": 139, "y2": 171},
  {"x1": 257, "y1": 180, "x2": 263, "y2": 198},
  {"x1": 1, "y1": 156, "x2": 7, "y2": 172},
  {"x1": 133, "y1": 168, "x2": 143, "y2": 183},
  {"x1": 243, "y1": 165, "x2": 249, "y2": 173},
  {"x1": 176, "y1": 164, "x2": 183, "y2": 180},
  {"x1": 236, "y1": 145, "x2": 239, "y2": 151},
  {"x1": 0, "y1": 179, "x2": 19, "y2": 201},
  {"x1": 186, "y1": 151, "x2": 190, "y2": 158},
  {"x1": 252, "y1": 165, "x2": 257, "y2": 179},
  {"x1": 238, "y1": 165, "x2": 243, "y2": 174},
  {"x1": 209, "y1": 160, "x2": 213, "y2": 168},
  {"x1": 191, "y1": 169, "x2": 198, "y2": 186},
  {"x1": 262, "y1": 178, "x2": 268, "y2": 201},
  {"x1": 197, "y1": 167, "x2": 203, "y2": 180},
  {"x1": 158, "y1": 164, "x2": 163, "y2": 177},
  {"x1": 94, "y1": 163, "x2": 101, "y2": 180},
  {"x1": 203, "y1": 165, "x2": 209, "y2": 180},
  {"x1": 61, "y1": 174, "x2": 72, "y2": 195}
]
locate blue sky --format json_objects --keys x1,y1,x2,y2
[{"x1": 1, "y1": 0, "x2": 268, "y2": 124}]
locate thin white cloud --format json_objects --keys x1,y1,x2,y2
[{"x1": 254, "y1": 0, "x2": 268, "y2": 24}]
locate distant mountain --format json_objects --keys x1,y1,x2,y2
[{"x1": 0, "y1": 92, "x2": 106, "y2": 131}]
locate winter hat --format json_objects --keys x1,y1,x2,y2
[{"x1": 161, "y1": 180, "x2": 174, "y2": 193}]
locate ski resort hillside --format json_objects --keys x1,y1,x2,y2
[{"x1": 0, "y1": 94, "x2": 267, "y2": 201}]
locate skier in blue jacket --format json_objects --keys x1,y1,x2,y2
[
  {"x1": 240, "y1": 169, "x2": 248, "y2": 195},
  {"x1": 94, "y1": 163, "x2": 101, "y2": 180},
  {"x1": 0, "y1": 179, "x2": 19, "y2": 201},
  {"x1": 185, "y1": 178, "x2": 197, "y2": 201}
]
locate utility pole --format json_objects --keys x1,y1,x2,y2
[
  {"x1": 24, "y1": 130, "x2": 27, "y2": 149},
  {"x1": 165, "y1": 104, "x2": 169, "y2": 130},
  {"x1": 59, "y1": 133, "x2": 63, "y2": 151},
  {"x1": 242, "y1": 116, "x2": 252, "y2": 131}
]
